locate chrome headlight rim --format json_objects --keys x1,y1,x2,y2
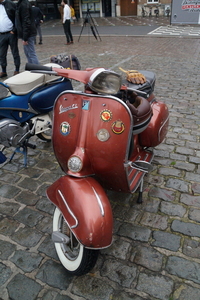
[
  {"x1": 88, "y1": 69, "x2": 121, "y2": 95},
  {"x1": 67, "y1": 155, "x2": 83, "y2": 173}
]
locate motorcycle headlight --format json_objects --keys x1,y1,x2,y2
[
  {"x1": 68, "y1": 156, "x2": 83, "y2": 173},
  {"x1": 88, "y1": 68, "x2": 121, "y2": 94}
]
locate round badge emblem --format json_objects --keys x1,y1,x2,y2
[
  {"x1": 112, "y1": 120, "x2": 125, "y2": 134},
  {"x1": 97, "y1": 129, "x2": 110, "y2": 142},
  {"x1": 100, "y1": 109, "x2": 112, "y2": 122},
  {"x1": 60, "y1": 121, "x2": 71, "y2": 136}
]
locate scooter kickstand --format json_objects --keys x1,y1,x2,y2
[
  {"x1": 137, "y1": 179, "x2": 143, "y2": 204},
  {"x1": 9, "y1": 146, "x2": 28, "y2": 167}
]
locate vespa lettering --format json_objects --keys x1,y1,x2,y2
[{"x1": 59, "y1": 104, "x2": 78, "y2": 114}]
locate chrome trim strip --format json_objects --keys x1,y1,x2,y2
[
  {"x1": 58, "y1": 189, "x2": 78, "y2": 229},
  {"x1": 92, "y1": 186, "x2": 105, "y2": 217},
  {"x1": 158, "y1": 115, "x2": 169, "y2": 142}
]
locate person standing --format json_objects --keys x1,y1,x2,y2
[
  {"x1": 0, "y1": 0, "x2": 21, "y2": 78},
  {"x1": 31, "y1": 2, "x2": 43, "y2": 45},
  {"x1": 15, "y1": 0, "x2": 39, "y2": 64},
  {"x1": 62, "y1": 0, "x2": 73, "y2": 45}
]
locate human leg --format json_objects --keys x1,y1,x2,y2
[
  {"x1": 9, "y1": 33, "x2": 21, "y2": 73},
  {"x1": 37, "y1": 25, "x2": 42, "y2": 44},
  {"x1": 0, "y1": 34, "x2": 9, "y2": 75},
  {"x1": 66, "y1": 20, "x2": 73, "y2": 43},
  {"x1": 23, "y1": 36, "x2": 39, "y2": 64},
  {"x1": 63, "y1": 21, "x2": 70, "y2": 43}
]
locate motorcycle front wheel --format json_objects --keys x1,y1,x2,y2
[{"x1": 53, "y1": 207, "x2": 99, "y2": 276}]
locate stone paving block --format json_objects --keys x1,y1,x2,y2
[
  {"x1": 136, "y1": 272, "x2": 174, "y2": 300},
  {"x1": 148, "y1": 187, "x2": 175, "y2": 202},
  {"x1": 71, "y1": 276, "x2": 113, "y2": 300},
  {"x1": 130, "y1": 244, "x2": 163, "y2": 272},
  {"x1": 14, "y1": 207, "x2": 44, "y2": 227},
  {"x1": 12, "y1": 227, "x2": 43, "y2": 248},
  {"x1": 0, "y1": 262, "x2": 12, "y2": 285},
  {"x1": 165, "y1": 178, "x2": 189, "y2": 193},
  {"x1": 182, "y1": 238, "x2": 200, "y2": 259},
  {"x1": 15, "y1": 190, "x2": 40, "y2": 206},
  {"x1": 0, "y1": 184, "x2": 21, "y2": 199},
  {"x1": 101, "y1": 238, "x2": 131, "y2": 260},
  {"x1": 174, "y1": 285, "x2": 200, "y2": 300},
  {"x1": 10, "y1": 250, "x2": 43, "y2": 272},
  {"x1": 152, "y1": 231, "x2": 181, "y2": 252},
  {"x1": 0, "y1": 218, "x2": 20, "y2": 236},
  {"x1": 160, "y1": 201, "x2": 186, "y2": 217},
  {"x1": 191, "y1": 183, "x2": 200, "y2": 194},
  {"x1": 140, "y1": 212, "x2": 168, "y2": 230},
  {"x1": 7, "y1": 274, "x2": 42, "y2": 300},
  {"x1": 100, "y1": 258, "x2": 137, "y2": 287},
  {"x1": 188, "y1": 208, "x2": 200, "y2": 223},
  {"x1": 180, "y1": 193, "x2": 200, "y2": 207},
  {"x1": 118, "y1": 223, "x2": 151, "y2": 242},
  {"x1": 38, "y1": 235, "x2": 58, "y2": 260},
  {"x1": 0, "y1": 240, "x2": 17, "y2": 260},
  {"x1": 166, "y1": 256, "x2": 200, "y2": 284},
  {"x1": 112, "y1": 292, "x2": 148, "y2": 300},
  {"x1": 36, "y1": 260, "x2": 73, "y2": 290},
  {"x1": 0, "y1": 201, "x2": 21, "y2": 217},
  {"x1": 171, "y1": 219, "x2": 200, "y2": 238}
]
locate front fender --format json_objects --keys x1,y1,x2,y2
[{"x1": 46, "y1": 176, "x2": 113, "y2": 249}]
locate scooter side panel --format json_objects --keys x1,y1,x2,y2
[
  {"x1": 30, "y1": 79, "x2": 73, "y2": 113},
  {"x1": 139, "y1": 100, "x2": 169, "y2": 147},
  {"x1": 46, "y1": 176, "x2": 113, "y2": 249}
]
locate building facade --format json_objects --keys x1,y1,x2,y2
[{"x1": 36, "y1": 0, "x2": 172, "y2": 20}]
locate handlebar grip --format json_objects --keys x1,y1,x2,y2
[{"x1": 25, "y1": 63, "x2": 52, "y2": 72}]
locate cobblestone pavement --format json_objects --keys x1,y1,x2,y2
[{"x1": 0, "y1": 21, "x2": 200, "y2": 300}]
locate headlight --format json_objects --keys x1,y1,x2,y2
[
  {"x1": 68, "y1": 156, "x2": 83, "y2": 173},
  {"x1": 88, "y1": 68, "x2": 121, "y2": 94}
]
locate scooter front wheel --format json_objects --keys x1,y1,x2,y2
[{"x1": 53, "y1": 207, "x2": 99, "y2": 276}]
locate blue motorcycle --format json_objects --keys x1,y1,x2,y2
[{"x1": 0, "y1": 63, "x2": 73, "y2": 166}]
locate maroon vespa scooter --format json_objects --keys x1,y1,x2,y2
[{"x1": 26, "y1": 63, "x2": 169, "y2": 276}]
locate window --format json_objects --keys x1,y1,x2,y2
[{"x1": 147, "y1": 0, "x2": 159, "y2": 3}]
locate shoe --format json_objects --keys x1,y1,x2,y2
[
  {"x1": 0, "y1": 72, "x2": 7, "y2": 78},
  {"x1": 65, "y1": 42, "x2": 71, "y2": 45},
  {"x1": 13, "y1": 71, "x2": 20, "y2": 76},
  {"x1": 39, "y1": 42, "x2": 42, "y2": 44},
  {"x1": 70, "y1": 41, "x2": 74, "y2": 44}
]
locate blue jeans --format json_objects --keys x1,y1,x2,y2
[{"x1": 23, "y1": 36, "x2": 39, "y2": 64}]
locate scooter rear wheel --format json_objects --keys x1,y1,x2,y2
[{"x1": 53, "y1": 207, "x2": 99, "y2": 276}]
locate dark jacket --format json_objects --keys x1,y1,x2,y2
[
  {"x1": 2, "y1": 0, "x2": 17, "y2": 34},
  {"x1": 32, "y1": 6, "x2": 43, "y2": 26},
  {"x1": 16, "y1": 0, "x2": 37, "y2": 41}
]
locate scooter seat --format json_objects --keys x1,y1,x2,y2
[
  {"x1": 4, "y1": 71, "x2": 46, "y2": 95},
  {"x1": 4, "y1": 63, "x2": 63, "y2": 95}
]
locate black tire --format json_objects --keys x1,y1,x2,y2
[
  {"x1": 53, "y1": 207, "x2": 99, "y2": 276},
  {"x1": 37, "y1": 131, "x2": 51, "y2": 142}
]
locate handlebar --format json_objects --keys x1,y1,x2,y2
[
  {"x1": 25, "y1": 63, "x2": 58, "y2": 76},
  {"x1": 25, "y1": 63, "x2": 52, "y2": 72}
]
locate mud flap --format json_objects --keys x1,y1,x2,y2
[{"x1": 46, "y1": 176, "x2": 113, "y2": 249}]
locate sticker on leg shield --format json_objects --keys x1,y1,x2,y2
[
  {"x1": 60, "y1": 122, "x2": 71, "y2": 135},
  {"x1": 112, "y1": 120, "x2": 125, "y2": 134}
]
